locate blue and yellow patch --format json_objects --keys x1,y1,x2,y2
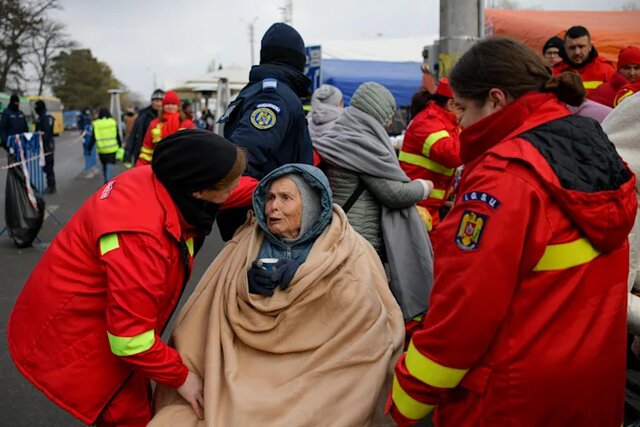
[
  {"x1": 250, "y1": 107, "x2": 277, "y2": 130},
  {"x1": 455, "y1": 210, "x2": 487, "y2": 251},
  {"x1": 461, "y1": 191, "x2": 501, "y2": 210}
]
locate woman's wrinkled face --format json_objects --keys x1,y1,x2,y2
[
  {"x1": 265, "y1": 177, "x2": 302, "y2": 239},
  {"x1": 454, "y1": 88, "x2": 509, "y2": 128}
]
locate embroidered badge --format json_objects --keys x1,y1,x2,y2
[
  {"x1": 250, "y1": 107, "x2": 277, "y2": 130},
  {"x1": 455, "y1": 210, "x2": 488, "y2": 251},
  {"x1": 100, "y1": 180, "x2": 116, "y2": 199},
  {"x1": 256, "y1": 102, "x2": 281, "y2": 113},
  {"x1": 462, "y1": 191, "x2": 501, "y2": 209},
  {"x1": 262, "y1": 78, "x2": 278, "y2": 91}
]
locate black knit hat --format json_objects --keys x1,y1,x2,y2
[
  {"x1": 152, "y1": 129, "x2": 238, "y2": 193},
  {"x1": 9, "y1": 94, "x2": 19, "y2": 105},
  {"x1": 543, "y1": 36, "x2": 564, "y2": 54},
  {"x1": 260, "y1": 23, "x2": 307, "y2": 72}
]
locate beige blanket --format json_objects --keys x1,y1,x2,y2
[{"x1": 151, "y1": 206, "x2": 405, "y2": 427}]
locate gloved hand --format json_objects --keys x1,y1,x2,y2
[{"x1": 247, "y1": 258, "x2": 300, "y2": 296}]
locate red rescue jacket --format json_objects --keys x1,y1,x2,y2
[
  {"x1": 135, "y1": 116, "x2": 196, "y2": 166},
  {"x1": 399, "y1": 102, "x2": 461, "y2": 227},
  {"x1": 615, "y1": 80, "x2": 640, "y2": 107},
  {"x1": 389, "y1": 92, "x2": 636, "y2": 427},
  {"x1": 8, "y1": 166, "x2": 196, "y2": 424},
  {"x1": 553, "y1": 55, "x2": 616, "y2": 98},
  {"x1": 590, "y1": 72, "x2": 629, "y2": 107}
]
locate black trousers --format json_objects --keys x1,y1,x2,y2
[{"x1": 43, "y1": 150, "x2": 55, "y2": 187}]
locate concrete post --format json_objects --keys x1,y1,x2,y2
[{"x1": 438, "y1": 0, "x2": 484, "y2": 77}]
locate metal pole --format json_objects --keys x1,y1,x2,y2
[
  {"x1": 438, "y1": 0, "x2": 482, "y2": 77},
  {"x1": 249, "y1": 19, "x2": 257, "y2": 65}
]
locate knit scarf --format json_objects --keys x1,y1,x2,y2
[{"x1": 161, "y1": 112, "x2": 181, "y2": 139}]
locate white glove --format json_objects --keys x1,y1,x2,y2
[{"x1": 416, "y1": 179, "x2": 434, "y2": 200}]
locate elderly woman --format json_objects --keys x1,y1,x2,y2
[
  {"x1": 314, "y1": 81, "x2": 434, "y2": 321},
  {"x1": 151, "y1": 164, "x2": 404, "y2": 427}
]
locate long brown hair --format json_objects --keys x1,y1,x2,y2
[{"x1": 450, "y1": 37, "x2": 585, "y2": 106}]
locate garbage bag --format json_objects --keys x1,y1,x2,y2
[{"x1": 4, "y1": 156, "x2": 45, "y2": 248}]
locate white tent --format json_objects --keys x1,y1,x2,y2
[{"x1": 309, "y1": 35, "x2": 438, "y2": 62}]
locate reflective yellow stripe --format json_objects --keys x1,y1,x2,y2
[
  {"x1": 405, "y1": 340, "x2": 468, "y2": 388},
  {"x1": 398, "y1": 151, "x2": 455, "y2": 176},
  {"x1": 614, "y1": 90, "x2": 634, "y2": 107},
  {"x1": 429, "y1": 189, "x2": 446, "y2": 200},
  {"x1": 391, "y1": 376, "x2": 435, "y2": 420},
  {"x1": 422, "y1": 130, "x2": 450, "y2": 157},
  {"x1": 138, "y1": 152, "x2": 153, "y2": 162},
  {"x1": 99, "y1": 233, "x2": 119, "y2": 256},
  {"x1": 583, "y1": 80, "x2": 603, "y2": 90},
  {"x1": 533, "y1": 237, "x2": 600, "y2": 271},
  {"x1": 140, "y1": 146, "x2": 154, "y2": 154},
  {"x1": 186, "y1": 237, "x2": 194, "y2": 257},
  {"x1": 107, "y1": 329, "x2": 155, "y2": 356}
]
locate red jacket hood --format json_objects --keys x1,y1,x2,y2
[{"x1": 461, "y1": 92, "x2": 637, "y2": 252}]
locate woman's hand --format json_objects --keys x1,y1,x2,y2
[{"x1": 177, "y1": 370, "x2": 205, "y2": 419}]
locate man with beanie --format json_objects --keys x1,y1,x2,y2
[
  {"x1": 124, "y1": 89, "x2": 164, "y2": 166},
  {"x1": 34, "y1": 100, "x2": 57, "y2": 194},
  {"x1": 553, "y1": 26, "x2": 615, "y2": 98},
  {"x1": 216, "y1": 22, "x2": 314, "y2": 241},
  {"x1": 542, "y1": 36, "x2": 564, "y2": 68},
  {"x1": 0, "y1": 94, "x2": 28, "y2": 150},
  {"x1": 614, "y1": 45, "x2": 640, "y2": 107},
  {"x1": 591, "y1": 45, "x2": 640, "y2": 107},
  {"x1": 8, "y1": 129, "x2": 246, "y2": 427}
]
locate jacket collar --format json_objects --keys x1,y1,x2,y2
[
  {"x1": 151, "y1": 173, "x2": 188, "y2": 241},
  {"x1": 460, "y1": 92, "x2": 571, "y2": 164},
  {"x1": 428, "y1": 102, "x2": 458, "y2": 127}
]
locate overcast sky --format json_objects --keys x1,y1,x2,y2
[{"x1": 53, "y1": 0, "x2": 630, "y2": 98}]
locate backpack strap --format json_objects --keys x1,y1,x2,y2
[{"x1": 342, "y1": 179, "x2": 366, "y2": 213}]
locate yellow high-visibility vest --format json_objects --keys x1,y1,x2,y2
[{"x1": 92, "y1": 118, "x2": 119, "y2": 154}]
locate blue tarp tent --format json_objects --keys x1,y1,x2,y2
[{"x1": 321, "y1": 59, "x2": 422, "y2": 107}]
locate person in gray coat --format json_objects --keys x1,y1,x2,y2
[
  {"x1": 314, "y1": 81, "x2": 434, "y2": 321},
  {"x1": 307, "y1": 84, "x2": 344, "y2": 141}
]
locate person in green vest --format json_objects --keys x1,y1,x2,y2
[{"x1": 89, "y1": 108, "x2": 122, "y2": 183}]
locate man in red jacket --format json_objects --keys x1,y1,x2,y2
[
  {"x1": 591, "y1": 45, "x2": 640, "y2": 107},
  {"x1": 8, "y1": 130, "x2": 245, "y2": 426},
  {"x1": 553, "y1": 25, "x2": 615, "y2": 98},
  {"x1": 389, "y1": 38, "x2": 636, "y2": 427},
  {"x1": 614, "y1": 45, "x2": 640, "y2": 106}
]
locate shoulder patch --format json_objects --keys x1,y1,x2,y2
[
  {"x1": 461, "y1": 191, "x2": 501, "y2": 209},
  {"x1": 250, "y1": 107, "x2": 277, "y2": 130},
  {"x1": 262, "y1": 78, "x2": 278, "y2": 92},
  {"x1": 455, "y1": 210, "x2": 488, "y2": 251},
  {"x1": 256, "y1": 102, "x2": 281, "y2": 113},
  {"x1": 100, "y1": 180, "x2": 116, "y2": 199}
]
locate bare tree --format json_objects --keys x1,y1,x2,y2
[
  {"x1": 0, "y1": 0, "x2": 58, "y2": 92},
  {"x1": 29, "y1": 20, "x2": 76, "y2": 95}
]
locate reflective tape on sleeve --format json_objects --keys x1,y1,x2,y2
[
  {"x1": 398, "y1": 151, "x2": 455, "y2": 176},
  {"x1": 583, "y1": 81, "x2": 603, "y2": 90},
  {"x1": 186, "y1": 237, "x2": 194, "y2": 257},
  {"x1": 533, "y1": 237, "x2": 600, "y2": 271},
  {"x1": 422, "y1": 130, "x2": 451, "y2": 157},
  {"x1": 391, "y1": 376, "x2": 435, "y2": 421},
  {"x1": 405, "y1": 340, "x2": 468, "y2": 388},
  {"x1": 107, "y1": 329, "x2": 155, "y2": 356},
  {"x1": 99, "y1": 233, "x2": 120, "y2": 256}
]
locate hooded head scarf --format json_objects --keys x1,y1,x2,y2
[{"x1": 152, "y1": 129, "x2": 239, "y2": 234}]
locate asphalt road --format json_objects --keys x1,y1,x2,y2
[{"x1": 0, "y1": 131, "x2": 226, "y2": 426}]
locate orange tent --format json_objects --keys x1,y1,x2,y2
[{"x1": 485, "y1": 9, "x2": 640, "y2": 64}]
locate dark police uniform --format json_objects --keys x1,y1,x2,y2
[
  {"x1": 216, "y1": 63, "x2": 314, "y2": 240},
  {"x1": 36, "y1": 110, "x2": 56, "y2": 190},
  {"x1": 0, "y1": 106, "x2": 29, "y2": 150}
]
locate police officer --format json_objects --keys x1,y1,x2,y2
[
  {"x1": 34, "y1": 100, "x2": 57, "y2": 194},
  {"x1": 0, "y1": 94, "x2": 28, "y2": 150},
  {"x1": 216, "y1": 22, "x2": 314, "y2": 241}
]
